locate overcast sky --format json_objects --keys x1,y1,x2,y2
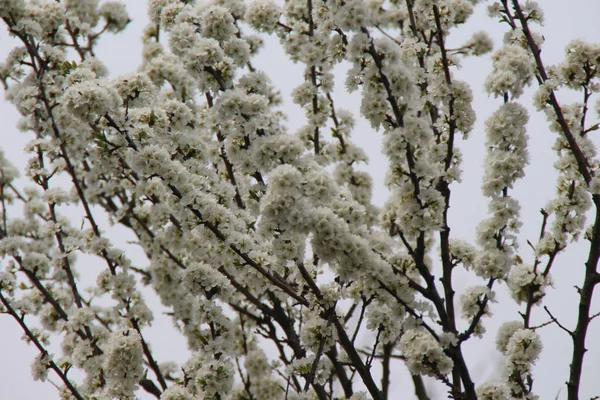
[{"x1": 1, "y1": 1, "x2": 599, "y2": 399}]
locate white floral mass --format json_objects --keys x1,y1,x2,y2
[{"x1": 0, "y1": 0, "x2": 599, "y2": 400}]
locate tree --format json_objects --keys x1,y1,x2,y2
[{"x1": 0, "y1": 0, "x2": 599, "y2": 399}]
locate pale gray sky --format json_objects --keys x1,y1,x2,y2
[{"x1": 0, "y1": 1, "x2": 599, "y2": 399}]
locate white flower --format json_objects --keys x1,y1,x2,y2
[
  {"x1": 505, "y1": 328, "x2": 542, "y2": 367},
  {"x1": 439, "y1": 332, "x2": 459, "y2": 349},
  {"x1": 449, "y1": 0, "x2": 474, "y2": 25},
  {"x1": 460, "y1": 286, "x2": 494, "y2": 319},
  {"x1": 185, "y1": 353, "x2": 235, "y2": 397},
  {"x1": 399, "y1": 329, "x2": 453, "y2": 377},
  {"x1": 224, "y1": 38, "x2": 251, "y2": 66},
  {"x1": 63, "y1": 80, "x2": 121, "y2": 121},
  {"x1": 366, "y1": 303, "x2": 401, "y2": 344},
  {"x1": 0, "y1": 271, "x2": 17, "y2": 295},
  {"x1": 201, "y1": 6, "x2": 237, "y2": 42},
  {"x1": 244, "y1": 349, "x2": 271, "y2": 378},
  {"x1": 476, "y1": 382, "x2": 509, "y2": 400},
  {"x1": 300, "y1": 309, "x2": 337, "y2": 352},
  {"x1": 245, "y1": 0, "x2": 281, "y2": 33},
  {"x1": 288, "y1": 355, "x2": 333, "y2": 385},
  {"x1": 160, "y1": 385, "x2": 193, "y2": 400},
  {"x1": 502, "y1": 328, "x2": 542, "y2": 396},
  {"x1": 460, "y1": 286, "x2": 495, "y2": 337},
  {"x1": 31, "y1": 353, "x2": 52, "y2": 382},
  {"x1": 148, "y1": 0, "x2": 179, "y2": 24},
  {"x1": 532, "y1": 78, "x2": 559, "y2": 111},
  {"x1": 0, "y1": 0, "x2": 25, "y2": 19},
  {"x1": 507, "y1": 264, "x2": 551, "y2": 304},
  {"x1": 495, "y1": 321, "x2": 522, "y2": 354},
  {"x1": 331, "y1": 0, "x2": 367, "y2": 31},
  {"x1": 99, "y1": 1, "x2": 130, "y2": 33},
  {"x1": 103, "y1": 328, "x2": 144, "y2": 399},
  {"x1": 473, "y1": 248, "x2": 511, "y2": 279},
  {"x1": 42, "y1": 187, "x2": 70, "y2": 205},
  {"x1": 35, "y1": 1, "x2": 66, "y2": 36},
  {"x1": 182, "y1": 262, "x2": 228, "y2": 298},
  {"x1": 467, "y1": 31, "x2": 494, "y2": 56},
  {"x1": 113, "y1": 73, "x2": 156, "y2": 107},
  {"x1": 485, "y1": 45, "x2": 535, "y2": 98},
  {"x1": 559, "y1": 40, "x2": 600, "y2": 87},
  {"x1": 451, "y1": 80, "x2": 476, "y2": 136},
  {"x1": 449, "y1": 239, "x2": 476, "y2": 268},
  {"x1": 482, "y1": 102, "x2": 529, "y2": 197},
  {"x1": 521, "y1": 0, "x2": 544, "y2": 24},
  {"x1": 66, "y1": 308, "x2": 95, "y2": 332}
]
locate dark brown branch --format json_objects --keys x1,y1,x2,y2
[
  {"x1": 543, "y1": 306, "x2": 573, "y2": 336},
  {"x1": 511, "y1": 0, "x2": 592, "y2": 184},
  {"x1": 381, "y1": 342, "x2": 392, "y2": 399},
  {"x1": 412, "y1": 374, "x2": 431, "y2": 400},
  {"x1": 295, "y1": 263, "x2": 383, "y2": 400},
  {"x1": 509, "y1": 4, "x2": 600, "y2": 399},
  {"x1": 0, "y1": 291, "x2": 85, "y2": 400}
]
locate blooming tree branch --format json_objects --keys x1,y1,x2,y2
[{"x1": 0, "y1": 1, "x2": 599, "y2": 400}]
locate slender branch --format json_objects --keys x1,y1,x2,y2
[
  {"x1": 543, "y1": 306, "x2": 573, "y2": 336},
  {"x1": 511, "y1": 0, "x2": 592, "y2": 184},
  {"x1": 381, "y1": 342, "x2": 392, "y2": 399},
  {"x1": 0, "y1": 291, "x2": 85, "y2": 400},
  {"x1": 508, "y1": 4, "x2": 600, "y2": 399},
  {"x1": 296, "y1": 263, "x2": 383, "y2": 400}
]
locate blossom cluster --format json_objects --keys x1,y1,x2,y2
[{"x1": 0, "y1": 1, "x2": 598, "y2": 400}]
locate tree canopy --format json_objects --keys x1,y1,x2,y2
[{"x1": 0, "y1": 1, "x2": 599, "y2": 399}]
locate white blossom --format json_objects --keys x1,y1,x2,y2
[
  {"x1": 300, "y1": 308, "x2": 338, "y2": 352},
  {"x1": 160, "y1": 385, "x2": 193, "y2": 400},
  {"x1": 0, "y1": 1, "x2": 597, "y2": 399},
  {"x1": 503, "y1": 329, "x2": 542, "y2": 397},
  {"x1": 482, "y1": 102, "x2": 529, "y2": 197},
  {"x1": 399, "y1": 329, "x2": 453, "y2": 377},
  {"x1": 102, "y1": 328, "x2": 144, "y2": 399},
  {"x1": 182, "y1": 262, "x2": 228, "y2": 298},
  {"x1": 366, "y1": 303, "x2": 402, "y2": 344},
  {"x1": 0, "y1": 270, "x2": 17, "y2": 295},
  {"x1": 99, "y1": 1, "x2": 130, "y2": 33},
  {"x1": 485, "y1": 45, "x2": 535, "y2": 98},
  {"x1": 460, "y1": 286, "x2": 494, "y2": 319},
  {"x1": 559, "y1": 40, "x2": 600, "y2": 86},
  {"x1": 63, "y1": 80, "x2": 121, "y2": 121},
  {"x1": 245, "y1": 0, "x2": 281, "y2": 33},
  {"x1": 201, "y1": 6, "x2": 237, "y2": 42},
  {"x1": 185, "y1": 352, "x2": 235, "y2": 398},
  {"x1": 465, "y1": 31, "x2": 494, "y2": 56},
  {"x1": 476, "y1": 382, "x2": 509, "y2": 400},
  {"x1": 0, "y1": 0, "x2": 26, "y2": 19},
  {"x1": 31, "y1": 353, "x2": 52, "y2": 382},
  {"x1": 495, "y1": 321, "x2": 523, "y2": 354},
  {"x1": 507, "y1": 263, "x2": 551, "y2": 304},
  {"x1": 288, "y1": 355, "x2": 333, "y2": 386}
]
